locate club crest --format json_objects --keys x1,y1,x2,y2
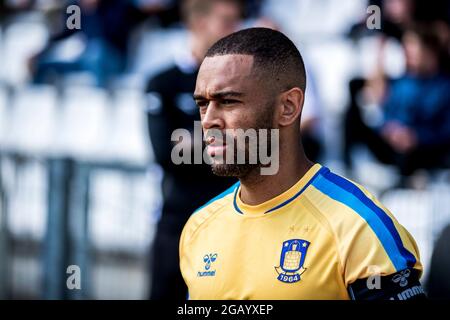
[{"x1": 275, "y1": 239, "x2": 309, "y2": 283}]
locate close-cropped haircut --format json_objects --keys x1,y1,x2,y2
[{"x1": 205, "y1": 27, "x2": 307, "y2": 93}]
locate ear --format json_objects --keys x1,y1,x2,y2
[{"x1": 277, "y1": 88, "x2": 304, "y2": 127}]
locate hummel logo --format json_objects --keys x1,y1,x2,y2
[
  {"x1": 197, "y1": 253, "x2": 218, "y2": 277},
  {"x1": 392, "y1": 269, "x2": 411, "y2": 287}
]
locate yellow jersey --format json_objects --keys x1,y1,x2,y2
[{"x1": 179, "y1": 164, "x2": 423, "y2": 300}]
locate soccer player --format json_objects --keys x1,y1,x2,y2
[{"x1": 180, "y1": 28, "x2": 425, "y2": 300}]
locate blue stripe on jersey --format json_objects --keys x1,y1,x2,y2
[
  {"x1": 193, "y1": 182, "x2": 240, "y2": 214},
  {"x1": 312, "y1": 170, "x2": 416, "y2": 271},
  {"x1": 265, "y1": 166, "x2": 328, "y2": 214},
  {"x1": 233, "y1": 185, "x2": 244, "y2": 214}
]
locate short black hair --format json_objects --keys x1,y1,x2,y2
[{"x1": 205, "y1": 27, "x2": 307, "y2": 92}]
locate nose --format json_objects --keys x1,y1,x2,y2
[{"x1": 201, "y1": 101, "x2": 225, "y2": 131}]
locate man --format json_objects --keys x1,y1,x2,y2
[
  {"x1": 344, "y1": 24, "x2": 450, "y2": 179},
  {"x1": 146, "y1": 0, "x2": 242, "y2": 300},
  {"x1": 179, "y1": 28, "x2": 425, "y2": 300}
]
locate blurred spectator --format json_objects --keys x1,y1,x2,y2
[
  {"x1": 381, "y1": 0, "x2": 415, "y2": 40},
  {"x1": 344, "y1": 23, "x2": 450, "y2": 180},
  {"x1": 30, "y1": 0, "x2": 149, "y2": 86},
  {"x1": 349, "y1": 0, "x2": 414, "y2": 41},
  {"x1": 349, "y1": 0, "x2": 450, "y2": 40},
  {"x1": 145, "y1": 0, "x2": 242, "y2": 300}
]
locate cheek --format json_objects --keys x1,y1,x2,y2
[
  {"x1": 223, "y1": 108, "x2": 253, "y2": 130},
  {"x1": 231, "y1": 100, "x2": 275, "y2": 130}
]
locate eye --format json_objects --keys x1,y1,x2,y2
[
  {"x1": 221, "y1": 99, "x2": 238, "y2": 105},
  {"x1": 196, "y1": 100, "x2": 209, "y2": 109}
]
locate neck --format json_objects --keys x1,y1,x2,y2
[{"x1": 239, "y1": 145, "x2": 314, "y2": 206}]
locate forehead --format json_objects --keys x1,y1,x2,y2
[{"x1": 195, "y1": 55, "x2": 256, "y2": 95}]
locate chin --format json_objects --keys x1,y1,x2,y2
[{"x1": 211, "y1": 163, "x2": 257, "y2": 178}]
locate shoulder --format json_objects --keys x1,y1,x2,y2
[
  {"x1": 305, "y1": 167, "x2": 384, "y2": 221},
  {"x1": 180, "y1": 182, "x2": 239, "y2": 245},
  {"x1": 306, "y1": 167, "x2": 397, "y2": 227},
  {"x1": 305, "y1": 167, "x2": 420, "y2": 273}
]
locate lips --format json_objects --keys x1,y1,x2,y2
[
  {"x1": 207, "y1": 143, "x2": 227, "y2": 157},
  {"x1": 206, "y1": 136, "x2": 227, "y2": 156},
  {"x1": 207, "y1": 144, "x2": 227, "y2": 154}
]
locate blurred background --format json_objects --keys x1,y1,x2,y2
[{"x1": 0, "y1": 0, "x2": 449, "y2": 300}]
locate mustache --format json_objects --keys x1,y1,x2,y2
[{"x1": 204, "y1": 127, "x2": 275, "y2": 146}]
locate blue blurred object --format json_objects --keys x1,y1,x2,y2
[
  {"x1": 32, "y1": 0, "x2": 147, "y2": 86},
  {"x1": 382, "y1": 73, "x2": 450, "y2": 146}
]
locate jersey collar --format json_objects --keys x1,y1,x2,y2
[{"x1": 233, "y1": 163, "x2": 325, "y2": 217}]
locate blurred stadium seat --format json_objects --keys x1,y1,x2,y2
[
  {"x1": 2, "y1": 15, "x2": 49, "y2": 86},
  {"x1": 106, "y1": 88, "x2": 153, "y2": 166},
  {"x1": 56, "y1": 86, "x2": 110, "y2": 161},
  {"x1": 5, "y1": 85, "x2": 58, "y2": 156},
  {"x1": 0, "y1": 86, "x2": 7, "y2": 148},
  {"x1": 0, "y1": 83, "x2": 160, "y2": 299},
  {"x1": 131, "y1": 27, "x2": 188, "y2": 81}
]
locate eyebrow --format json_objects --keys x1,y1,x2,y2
[{"x1": 193, "y1": 91, "x2": 245, "y2": 100}]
